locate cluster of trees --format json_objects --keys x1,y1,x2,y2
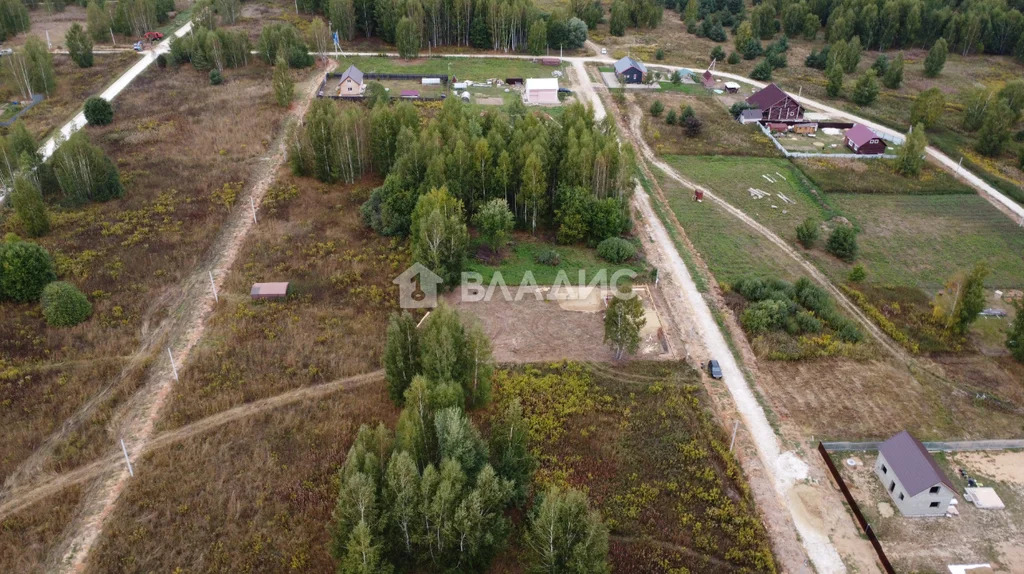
[
  {"x1": 609, "y1": 0, "x2": 664, "y2": 36},
  {"x1": 796, "y1": 217, "x2": 859, "y2": 263},
  {"x1": 0, "y1": 0, "x2": 30, "y2": 42},
  {"x1": 290, "y1": 98, "x2": 635, "y2": 284},
  {"x1": 169, "y1": 26, "x2": 252, "y2": 71},
  {"x1": 0, "y1": 236, "x2": 92, "y2": 326},
  {"x1": 653, "y1": 100, "x2": 704, "y2": 137},
  {"x1": 333, "y1": 305, "x2": 609, "y2": 572},
  {"x1": 959, "y1": 79, "x2": 1024, "y2": 157},
  {"x1": 604, "y1": 288, "x2": 646, "y2": 360},
  {"x1": 4, "y1": 36, "x2": 55, "y2": 99},
  {"x1": 733, "y1": 276, "x2": 863, "y2": 343},
  {"x1": 323, "y1": 0, "x2": 587, "y2": 53},
  {"x1": 83, "y1": 0, "x2": 175, "y2": 40}
]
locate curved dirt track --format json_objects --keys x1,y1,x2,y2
[{"x1": 0, "y1": 370, "x2": 382, "y2": 523}]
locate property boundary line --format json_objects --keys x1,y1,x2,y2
[
  {"x1": 317, "y1": 72, "x2": 450, "y2": 101},
  {"x1": 757, "y1": 122, "x2": 896, "y2": 159},
  {"x1": 821, "y1": 439, "x2": 1024, "y2": 452},
  {"x1": 817, "y1": 442, "x2": 896, "y2": 574}
]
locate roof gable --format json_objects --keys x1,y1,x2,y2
[
  {"x1": 746, "y1": 83, "x2": 792, "y2": 109},
  {"x1": 846, "y1": 123, "x2": 884, "y2": 147},
  {"x1": 879, "y1": 431, "x2": 955, "y2": 496},
  {"x1": 340, "y1": 65, "x2": 363, "y2": 85},
  {"x1": 614, "y1": 56, "x2": 646, "y2": 74}
]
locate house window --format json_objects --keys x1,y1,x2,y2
[
  {"x1": 899, "y1": 493, "x2": 904, "y2": 501},
  {"x1": 881, "y1": 464, "x2": 887, "y2": 474},
  {"x1": 889, "y1": 481, "x2": 896, "y2": 493},
  {"x1": 929, "y1": 501, "x2": 940, "y2": 508},
  {"x1": 929, "y1": 486, "x2": 940, "y2": 494}
]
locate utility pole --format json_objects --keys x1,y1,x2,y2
[
  {"x1": 209, "y1": 271, "x2": 218, "y2": 302},
  {"x1": 250, "y1": 196, "x2": 258, "y2": 224}
]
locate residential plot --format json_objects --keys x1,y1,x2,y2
[
  {"x1": 636, "y1": 93, "x2": 780, "y2": 157},
  {"x1": 335, "y1": 56, "x2": 565, "y2": 81}
]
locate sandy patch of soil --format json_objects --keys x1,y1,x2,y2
[{"x1": 955, "y1": 451, "x2": 1024, "y2": 485}]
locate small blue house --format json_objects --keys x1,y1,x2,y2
[{"x1": 614, "y1": 56, "x2": 646, "y2": 84}]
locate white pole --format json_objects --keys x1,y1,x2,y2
[
  {"x1": 729, "y1": 420, "x2": 740, "y2": 452},
  {"x1": 120, "y1": 438, "x2": 134, "y2": 477},
  {"x1": 46, "y1": 30, "x2": 52, "y2": 50},
  {"x1": 250, "y1": 197, "x2": 258, "y2": 224},
  {"x1": 957, "y1": 156, "x2": 963, "y2": 176},
  {"x1": 209, "y1": 270, "x2": 218, "y2": 302},
  {"x1": 167, "y1": 347, "x2": 178, "y2": 381}
]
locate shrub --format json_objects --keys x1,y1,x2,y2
[
  {"x1": 534, "y1": 249, "x2": 561, "y2": 266},
  {"x1": 795, "y1": 217, "x2": 819, "y2": 248},
  {"x1": 665, "y1": 109, "x2": 677, "y2": 125},
  {"x1": 750, "y1": 59, "x2": 773, "y2": 81},
  {"x1": 848, "y1": 265, "x2": 866, "y2": 282},
  {"x1": 727, "y1": 51, "x2": 740, "y2": 64},
  {"x1": 0, "y1": 237, "x2": 57, "y2": 303},
  {"x1": 596, "y1": 237, "x2": 636, "y2": 263},
  {"x1": 655, "y1": 48, "x2": 665, "y2": 60},
  {"x1": 683, "y1": 115, "x2": 702, "y2": 137},
  {"x1": 649, "y1": 99, "x2": 664, "y2": 117},
  {"x1": 741, "y1": 299, "x2": 789, "y2": 333},
  {"x1": 41, "y1": 281, "x2": 92, "y2": 326},
  {"x1": 826, "y1": 225, "x2": 858, "y2": 261},
  {"x1": 83, "y1": 97, "x2": 113, "y2": 126},
  {"x1": 209, "y1": 68, "x2": 223, "y2": 85},
  {"x1": 156, "y1": 54, "x2": 167, "y2": 68}
]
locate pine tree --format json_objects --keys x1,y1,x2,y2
[
  {"x1": 65, "y1": 23, "x2": 94, "y2": 68},
  {"x1": 851, "y1": 69, "x2": 879, "y2": 106}
]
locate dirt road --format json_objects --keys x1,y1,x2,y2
[{"x1": 46, "y1": 63, "x2": 329, "y2": 574}]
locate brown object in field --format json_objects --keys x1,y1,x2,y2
[
  {"x1": 792, "y1": 123, "x2": 818, "y2": 134},
  {"x1": 251, "y1": 282, "x2": 289, "y2": 300},
  {"x1": 694, "y1": 189, "x2": 704, "y2": 201}
]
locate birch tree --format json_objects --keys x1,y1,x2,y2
[
  {"x1": 526, "y1": 486, "x2": 609, "y2": 574},
  {"x1": 603, "y1": 290, "x2": 646, "y2": 361}
]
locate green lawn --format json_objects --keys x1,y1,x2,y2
[
  {"x1": 465, "y1": 236, "x2": 646, "y2": 285},
  {"x1": 657, "y1": 81, "x2": 705, "y2": 94},
  {"x1": 816, "y1": 194, "x2": 1024, "y2": 291},
  {"x1": 335, "y1": 57, "x2": 563, "y2": 81},
  {"x1": 655, "y1": 169, "x2": 808, "y2": 285}
]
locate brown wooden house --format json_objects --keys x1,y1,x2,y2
[
  {"x1": 844, "y1": 124, "x2": 887, "y2": 154},
  {"x1": 745, "y1": 83, "x2": 804, "y2": 121}
]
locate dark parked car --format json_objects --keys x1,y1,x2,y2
[{"x1": 707, "y1": 360, "x2": 722, "y2": 379}]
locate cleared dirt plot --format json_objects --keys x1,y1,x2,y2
[
  {"x1": 158, "y1": 173, "x2": 405, "y2": 430},
  {"x1": 0, "y1": 486, "x2": 83, "y2": 574},
  {"x1": 487, "y1": 361, "x2": 778, "y2": 573},
  {"x1": 86, "y1": 381, "x2": 398, "y2": 574},
  {"x1": 834, "y1": 451, "x2": 1024, "y2": 573},
  {"x1": 450, "y1": 285, "x2": 675, "y2": 363},
  {"x1": 0, "y1": 52, "x2": 139, "y2": 141},
  {"x1": 635, "y1": 92, "x2": 779, "y2": 157},
  {"x1": 0, "y1": 63, "x2": 282, "y2": 482}
]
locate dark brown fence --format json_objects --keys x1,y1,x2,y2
[{"x1": 817, "y1": 442, "x2": 896, "y2": 574}]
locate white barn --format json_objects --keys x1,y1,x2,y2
[
  {"x1": 875, "y1": 431, "x2": 957, "y2": 517},
  {"x1": 524, "y1": 78, "x2": 559, "y2": 105}
]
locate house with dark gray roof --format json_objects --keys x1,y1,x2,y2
[
  {"x1": 337, "y1": 65, "x2": 365, "y2": 97},
  {"x1": 874, "y1": 431, "x2": 956, "y2": 516},
  {"x1": 613, "y1": 56, "x2": 646, "y2": 84}
]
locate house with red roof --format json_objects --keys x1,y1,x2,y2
[
  {"x1": 745, "y1": 83, "x2": 804, "y2": 121},
  {"x1": 844, "y1": 123, "x2": 888, "y2": 154}
]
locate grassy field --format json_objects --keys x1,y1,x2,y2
[
  {"x1": 486, "y1": 361, "x2": 778, "y2": 573},
  {"x1": 654, "y1": 168, "x2": 807, "y2": 284},
  {"x1": 0, "y1": 52, "x2": 139, "y2": 141},
  {"x1": 335, "y1": 56, "x2": 564, "y2": 80},
  {"x1": 465, "y1": 233, "x2": 646, "y2": 286},
  {"x1": 0, "y1": 486, "x2": 83, "y2": 573},
  {"x1": 86, "y1": 381, "x2": 398, "y2": 573},
  {"x1": 817, "y1": 194, "x2": 1024, "y2": 291},
  {"x1": 637, "y1": 92, "x2": 780, "y2": 157},
  {"x1": 0, "y1": 62, "x2": 285, "y2": 482},
  {"x1": 794, "y1": 157, "x2": 974, "y2": 195},
  {"x1": 158, "y1": 171, "x2": 404, "y2": 430}
]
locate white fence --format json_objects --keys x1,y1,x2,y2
[{"x1": 758, "y1": 122, "x2": 896, "y2": 160}]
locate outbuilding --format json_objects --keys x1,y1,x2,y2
[
  {"x1": 844, "y1": 123, "x2": 888, "y2": 154},
  {"x1": 613, "y1": 56, "x2": 647, "y2": 84},
  {"x1": 745, "y1": 83, "x2": 804, "y2": 121},
  {"x1": 724, "y1": 81, "x2": 740, "y2": 93},
  {"x1": 739, "y1": 108, "x2": 762, "y2": 124},
  {"x1": 400, "y1": 90, "x2": 419, "y2": 99},
  {"x1": 701, "y1": 70, "x2": 715, "y2": 89},
  {"x1": 251, "y1": 282, "x2": 289, "y2": 300},
  {"x1": 524, "y1": 77, "x2": 559, "y2": 104},
  {"x1": 874, "y1": 431, "x2": 956, "y2": 517},
  {"x1": 767, "y1": 122, "x2": 789, "y2": 132},
  {"x1": 336, "y1": 65, "x2": 364, "y2": 97},
  {"x1": 792, "y1": 123, "x2": 818, "y2": 134}
]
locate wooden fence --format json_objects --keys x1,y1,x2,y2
[{"x1": 817, "y1": 442, "x2": 896, "y2": 574}]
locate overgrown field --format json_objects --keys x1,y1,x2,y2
[
  {"x1": 485, "y1": 361, "x2": 777, "y2": 573},
  {"x1": 86, "y1": 381, "x2": 399, "y2": 573},
  {"x1": 0, "y1": 486, "x2": 83, "y2": 574},
  {"x1": 0, "y1": 52, "x2": 139, "y2": 141},
  {"x1": 0, "y1": 63, "x2": 282, "y2": 481},
  {"x1": 793, "y1": 157, "x2": 973, "y2": 196},
  {"x1": 636, "y1": 91, "x2": 779, "y2": 157},
  {"x1": 159, "y1": 172, "x2": 405, "y2": 430}
]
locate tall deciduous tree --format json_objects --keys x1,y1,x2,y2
[
  {"x1": 948, "y1": 263, "x2": 988, "y2": 336},
  {"x1": 923, "y1": 37, "x2": 947, "y2": 77},
  {"x1": 273, "y1": 56, "x2": 294, "y2": 107},
  {"x1": 609, "y1": 0, "x2": 628, "y2": 36},
  {"x1": 1006, "y1": 298, "x2": 1024, "y2": 362},
  {"x1": 65, "y1": 23, "x2": 94, "y2": 68},
  {"x1": 910, "y1": 88, "x2": 944, "y2": 128},
  {"x1": 384, "y1": 311, "x2": 420, "y2": 404},
  {"x1": 825, "y1": 59, "x2": 843, "y2": 98},
  {"x1": 472, "y1": 198, "x2": 514, "y2": 254},
  {"x1": 411, "y1": 187, "x2": 468, "y2": 286},
  {"x1": 525, "y1": 486, "x2": 610, "y2": 574},
  {"x1": 527, "y1": 19, "x2": 546, "y2": 55},
  {"x1": 10, "y1": 174, "x2": 49, "y2": 237},
  {"x1": 895, "y1": 123, "x2": 927, "y2": 177},
  {"x1": 395, "y1": 16, "x2": 419, "y2": 58},
  {"x1": 604, "y1": 290, "x2": 646, "y2": 361},
  {"x1": 975, "y1": 98, "x2": 1014, "y2": 156},
  {"x1": 50, "y1": 131, "x2": 124, "y2": 204},
  {"x1": 329, "y1": 0, "x2": 356, "y2": 41}
]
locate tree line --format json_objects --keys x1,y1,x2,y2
[{"x1": 331, "y1": 304, "x2": 610, "y2": 573}]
